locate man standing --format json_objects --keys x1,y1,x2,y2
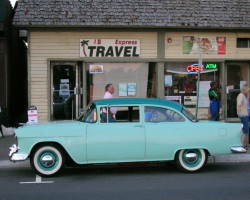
[
  {"x1": 208, "y1": 81, "x2": 220, "y2": 121},
  {"x1": 237, "y1": 85, "x2": 250, "y2": 149},
  {"x1": 102, "y1": 84, "x2": 117, "y2": 122}
]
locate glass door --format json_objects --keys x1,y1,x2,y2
[
  {"x1": 226, "y1": 63, "x2": 248, "y2": 120},
  {"x1": 50, "y1": 62, "x2": 83, "y2": 120}
]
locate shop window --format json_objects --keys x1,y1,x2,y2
[
  {"x1": 237, "y1": 38, "x2": 250, "y2": 48},
  {"x1": 164, "y1": 62, "x2": 220, "y2": 108}
]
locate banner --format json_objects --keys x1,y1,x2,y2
[{"x1": 183, "y1": 36, "x2": 226, "y2": 55}]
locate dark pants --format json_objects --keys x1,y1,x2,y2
[{"x1": 210, "y1": 99, "x2": 220, "y2": 121}]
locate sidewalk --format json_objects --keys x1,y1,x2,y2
[{"x1": 1, "y1": 135, "x2": 250, "y2": 168}]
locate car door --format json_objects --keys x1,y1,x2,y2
[
  {"x1": 144, "y1": 106, "x2": 186, "y2": 160},
  {"x1": 86, "y1": 106, "x2": 145, "y2": 163}
]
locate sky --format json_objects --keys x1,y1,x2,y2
[{"x1": 9, "y1": 0, "x2": 17, "y2": 7}]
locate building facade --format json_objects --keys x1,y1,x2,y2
[
  {"x1": 12, "y1": 0, "x2": 250, "y2": 122},
  {"x1": 0, "y1": 0, "x2": 27, "y2": 127}
]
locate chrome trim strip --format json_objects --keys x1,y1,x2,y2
[{"x1": 231, "y1": 147, "x2": 247, "y2": 153}]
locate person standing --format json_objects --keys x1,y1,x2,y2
[
  {"x1": 208, "y1": 81, "x2": 220, "y2": 121},
  {"x1": 237, "y1": 85, "x2": 250, "y2": 149},
  {"x1": 102, "y1": 84, "x2": 117, "y2": 122}
]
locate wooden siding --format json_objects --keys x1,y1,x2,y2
[{"x1": 29, "y1": 31, "x2": 157, "y2": 121}]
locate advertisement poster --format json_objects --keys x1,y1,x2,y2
[
  {"x1": 197, "y1": 81, "x2": 211, "y2": 107},
  {"x1": 89, "y1": 64, "x2": 104, "y2": 74},
  {"x1": 183, "y1": 36, "x2": 226, "y2": 55},
  {"x1": 184, "y1": 96, "x2": 197, "y2": 106},
  {"x1": 119, "y1": 83, "x2": 137, "y2": 96},
  {"x1": 59, "y1": 79, "x2": 70, "y2": 97},
  {"x1": 165, "y1": 75, "x2": 173, "y2": 87},
  {"x1": 127, "y1": 83, "x2": 136, "y2": 96},
  {"x1": 165, "y1": 96, "x2": 181, "y2": 104},
  {"x1": 28, "y1": 106, "x2": 38, "y2": 124},
  {"x1": 119, "y1": 83, "x2": 128, "y2": 97}
]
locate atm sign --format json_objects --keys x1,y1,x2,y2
[{"x1": 205, "y1": 63, "x2": 217, "y2": 69}]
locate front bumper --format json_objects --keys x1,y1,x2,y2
[
  {"x1": 9, "y1": 144, "x2": 29, "y2": 162},
  {"x1": 231, "y1": 146, "x2": 247, "y2": 153}
]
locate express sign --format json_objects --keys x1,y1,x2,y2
[
  {"x1": 186, "y1": 64, "x2": 203, "y2": 74},
  {"x1": 80, "y1": 39, "x2": 140, "y2": 57}
]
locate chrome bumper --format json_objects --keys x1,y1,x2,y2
[
  {"x1": 231, "y1": 146, "x2": 247, "y2": 153},
  {"x1": 9, "y1": 144, "x2": 29, "y2": 162}
]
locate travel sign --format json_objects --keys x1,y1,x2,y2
[{"x1": 80, "y1": 39, "x2": 140, "y2": 57}]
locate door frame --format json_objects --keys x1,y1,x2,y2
[
  {"x1": 224, "y1": 62, "x2": 250, "y2": 122},
  {"x1": 50, "y1": 61, "x2": 85, "y2": 121}
]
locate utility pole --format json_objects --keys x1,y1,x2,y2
[{"x1": 195, "y1": 52, "x2": 203, "y2": 119}]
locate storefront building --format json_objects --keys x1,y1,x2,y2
[{"x1": 13, "y1": 1, "x2": 250, "y2": 122}]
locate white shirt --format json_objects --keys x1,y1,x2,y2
[
  {"x1": 103, "y1": 91, "x2": 113, "y2": 99},
  {"x1": 103, "y1": 91, "x2": 117, "y2": 114}
]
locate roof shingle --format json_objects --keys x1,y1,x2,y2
[{"x1": 13, "y1": 0, "x2": 250, "y2": 29}]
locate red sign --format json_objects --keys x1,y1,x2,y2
[{"x1": 186, "y1": 64, "x2": 203, "y2": 74}]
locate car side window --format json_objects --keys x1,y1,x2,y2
[
  {"x1": 144, "y1": 106, "x2": 184, "y2": 122},
  {"x1": 100, "y1": 106, "x2": 140, "y2": 123}
]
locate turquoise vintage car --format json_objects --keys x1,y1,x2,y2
[{"x1": 9, "y1": 98, "x2": 245, "y2": 176}]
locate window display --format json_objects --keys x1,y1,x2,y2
[{"x1": 164, "y1": 62, "x2": 220, "y2": 108}]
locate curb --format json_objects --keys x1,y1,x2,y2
[{"x1": 208, "y1": 154, "x2": 250, "y2": 163}]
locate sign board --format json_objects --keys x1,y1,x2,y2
[
  {"x1": 80, "y1": 39, "x2": 140, "y2": 57},
  {"x1": 186, "y1": 64, "x2": 203, "y2": 74},
  {"x1": 205, "y1": 63, "x2": 217, "y2": 69},
  {"x1": 183, "y1": 36, "x2": 226, "y2": 55},
  {"x1": 184, "y1": 96, "x2": 197, "y2": 106},
  {"x1": 197, "y1": 81, "x2": 211, "y2": 107},
  {"x1": 28, "y1": 106, "x2": 38, "y2": 124}
]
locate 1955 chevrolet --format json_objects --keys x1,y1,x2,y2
[{"x1": 9, "y1": 98, "x2": 245, "y2": 177}]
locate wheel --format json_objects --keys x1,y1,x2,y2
[
  {"x1": 30, "y1": 144, "x2": 65, "y2": 177},
  {"x1": 175, "y1": 149, "x2": 207, "y2": 172}
]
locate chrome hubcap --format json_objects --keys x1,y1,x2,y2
[
  {"x1": 41, "y1": 155, "x2": 55, "y2": 167},
  {"x1": 185, "y1": 152, "x2": 198, "y2": 163}
]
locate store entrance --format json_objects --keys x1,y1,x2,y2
[
  {"x1": 226, "y1": 63, "x2": 248, "y2": 120},
  {"x1": 50, "y1": 62, "x2": 83, "y2": 120}
]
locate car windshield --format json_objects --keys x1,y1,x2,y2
[
  {"x1": 181, "y1": 106, "x2": 197, "y2": 122},
  {"x1": 77, "y1": 103, "x2": 97, "y2": 123}
]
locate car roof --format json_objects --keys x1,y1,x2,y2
[{"x1": 91, "y1": 98, "x2": 183, "y2": 112}]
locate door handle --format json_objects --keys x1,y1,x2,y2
[{"x1": 134, "y1": 125, "x2": 144, "y2": 128}]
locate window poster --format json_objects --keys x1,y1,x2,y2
[
  {"x1": 197, "y1": 81, "x2": 211, "y2": 107},
  {"x1": 240, "y1": 81, "x2": 247, "y2": 90},
  {"x1": 127, "y1": 83, "x2": 136, "y2": 96},
  {"x1": 59, "y1": 79, "x2": 70, "y2": 97},
  {"x1": 119, "y1": 83, "x2": 128, "y2": 97},
  {"x1": 183, "y1": 36, "x2": 226, "y2": 55},
  {"x1": 184, "y1": 96, "x2": 197, "y2": 106},
  {"x1": 165, "y1": 75, "x2": 173, "y2": 87},
  {"x1": 119, "y1": 83, "x2": 137, "y2": 96}
]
